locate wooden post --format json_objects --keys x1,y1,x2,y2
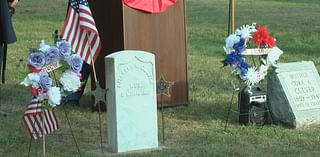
[
  {"x1": 86, "y1": 33, "x2": 104, "y2": 154},
  {"x1": 43, "y1": 135, "x2": 46, "y2": 157},
  {"x1": 42, "y1": 111, "x2": 46, "y2": 157},
  {"x1": 228, "y1": 0, "x2": 235, "y2": 34},
  {"x1": 231, "y1": 0, "x2": 235, "y2": 34}
]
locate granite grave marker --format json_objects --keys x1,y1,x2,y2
[{"x1": 268, "y1": 61, "x2": 320, "y2": 128}]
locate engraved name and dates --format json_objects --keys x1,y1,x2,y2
[
  {"x1": 282, "y1": 70, "x2": 320, "y2": 111},
  {"x1": 116, "y1": 60, "x2": 154, "y2": 97}
]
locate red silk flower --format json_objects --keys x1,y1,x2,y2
[
  {"x1": 28, "y1": 64, "x2": 42, "y2": 73},
  {"x1": 123, "y1": 0, "x2": 177, "y2": 13},
  {"x1": 31, "y1": 87, "x2": 41, "y2": 96},
  {"x1": 253, "y1": 25, "x2": 275, "y2": 48},
  {"x1": 266, "y1": 36, "x2": 275, "y2": 48}
]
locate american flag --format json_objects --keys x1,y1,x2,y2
[
  {"x1": 62, "y1": 0, "x2": 102, "y2": 65},
  {"x1": 22, "y1": 98, "x2": 59, "y2": 140}
]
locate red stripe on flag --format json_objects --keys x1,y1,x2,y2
[
  {"x1": 72, "y1": 20, "x2": 81, "y2": 48},
  {"x1": 70, "y1": 20, "x2": 81, "y2": 51},
  {"x1": 80, "y1": 33, "x2": 89, "y2": 60},
  {"x1": 35, "y1": 114, "x2": 44, "y2": 135},
  {"x1": 22, "y1": 116, "x2": 36, "y2": 140},
  {"x1": 76, "y1": 31, "x2": 84, "y2": 58},
  {"x1": 64, "y1": 9, "x2": 76, "y2": 42},
  {"x1": 83, "y1": 33, "x2": 94, "y2": 61},
  {"x1": 27, "y1": 115, "x2": 40, "y2": 139},
  {"x1": 79, "y1": 8, "x2": 92, "y2": 17},
  {"x1": 92, "y1": 42, "x2": 102, "y2": 62},
  {"x1": 44, "y1": 110, "x2": 53, "y2": 133},
  {"x1": 50, "y1": 110, "x2": 59, "y2": 130},
  {"x1": 61, "y1": 8, "x2": 72, "y2": 37},
  {"x1": 22, "y1": 98, "x2": 59, "y2": 140}
]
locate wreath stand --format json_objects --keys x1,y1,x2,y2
[
  {"x1": 26, "y1": 63, "x2": 104, "y2": 157},
  {"x1": 26, "y1": 38, "x2": 106, "y2": 156},
  {"x1": 226, "y1": 2, "x2": 280, "y2": 128},
  {"x1": 224, "y1": 48, "x2": 277, "y2": 131},
  {"x1": 27, "y1": 101, "x2": 82, "y2": 157},
  {"x1": 224, "y1": 80, "x2": 240, "y2": 131}
]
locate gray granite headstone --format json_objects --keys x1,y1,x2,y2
[
  {"x1": 268, "y1": 61, "x2": 320, "y2": 128},
  {"x1": 105, "y1": 50, "x2": 158, "y2": 153}
]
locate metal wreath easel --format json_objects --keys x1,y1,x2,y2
[
  {"x1": 224, "y1": 80, "x2": 240, "y2": 131},
  {"x1": 26, "y1": 25, "x2": 106, "y2": 156},
  {"x1": 26, "y1": 69, "x2": 82, "y2": 157},
  {"x1": 224, "y1": 1, "x2": 274, "y2": 129}
]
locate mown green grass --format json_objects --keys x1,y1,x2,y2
[{"x1": 1, "y1": 0, "x2": 320, "y2": 156}]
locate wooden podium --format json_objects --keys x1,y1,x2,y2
[{"x1": 89, "y1": 0, "x2": 188, "y2": 108}]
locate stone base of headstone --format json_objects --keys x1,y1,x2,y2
[
  {"x1": 267, "y1": 61, "x2": 320, "y2": 128},
  {"x1": 87, "y1": 145, "x2": 165, "y2": 156}
]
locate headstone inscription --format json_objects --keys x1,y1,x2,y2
[
  {"x1": 105, "y1": 50, "x2": 158, "y2": 153},
  {"x1": 268, "y1": 61, "x2": 320, "y2": 128}
]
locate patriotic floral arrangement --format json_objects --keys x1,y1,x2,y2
[
  {"x1": 21, "y1": 40, "x2": 83, "y2": 108},
  {"x1": 222, "y1": 23, "x2": 283, "y2": 86}
]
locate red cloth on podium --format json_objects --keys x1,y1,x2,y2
[{"x1": 123, "y1": 0, "x2": 177, "y2": 13}]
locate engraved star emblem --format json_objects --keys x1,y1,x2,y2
[
  {"x1": 91, "y1": 81, "x2": 106, "y2": 107},
  {"x1": 157, "y1": 75, "x2": 174, "y2": 97}
]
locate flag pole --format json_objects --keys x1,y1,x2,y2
[
  {"x1": 89, "y1": 49, "x2": 98, "y2": 83},
  {"x1": 42, "y1": 111, "x2": 46, "y2": 157},
  {"x1": 86, "y1": 34, "x2": 104, "y2": 154},
  {"x1": 231, "y1": 0, "x2": 235, "y2": 34},
  {"x1": 43, "y1": 135, "x2": 46, "y2": 157},
  {"x1": 228, "y1": 0, "x2": 235, "y2": 35}
]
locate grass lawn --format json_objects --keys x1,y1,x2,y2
[{"x1": 1, "y1": 0, "x2": 320, "y2": 156}]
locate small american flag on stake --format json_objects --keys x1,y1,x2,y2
[
  {"x1": 22, "y1": 98, "x2": 59, "y2": 140},
  {"x1": 61, "y1": 0, "x2": 102, "y2": 65}
]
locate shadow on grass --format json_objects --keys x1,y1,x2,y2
[
  {"x1": 164, "y1": 94, "x2": 239, "y2": 125},
  {"x1": 0, "y1": 84, "x2": 31, "y2": 111},
  {"x1": 0, "y1": 83, "x2": 100, "y2": 115}
]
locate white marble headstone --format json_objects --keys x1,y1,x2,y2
[
  {"x1": 268, "y1": 61, "x2": 320, "y2": 128},
  {"x1": 105, "y1": 50, "x2": 158, "y2": 153}
]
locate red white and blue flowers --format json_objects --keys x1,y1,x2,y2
[
  {"x1": 21, "y1": 40, "x2": 83, "y2": 108},
  {"x1": 223, "y1": 23, "x2": 283, "y2": 86}
]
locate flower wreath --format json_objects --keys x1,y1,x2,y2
[
  {"x1": 222, "y1": 23, "x2": 283, "y2": 86},
  {"x1": 21, "y1": 40, "x2": 83, "y2": 108}
]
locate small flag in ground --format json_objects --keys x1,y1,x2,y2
[
  {"x1": 22, "y1": 98, "x2": 59, "y2": 140},
  {"x1": 61, "y1": 0, "x2": 102, "y2": 65}
]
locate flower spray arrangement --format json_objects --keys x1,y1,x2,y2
[
  {"x1": 21, "y1": 39, "x2": 83, "y2": 108},
  {"x1": 222, "y1": 23, "x2": 283, "y2": 87}
]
